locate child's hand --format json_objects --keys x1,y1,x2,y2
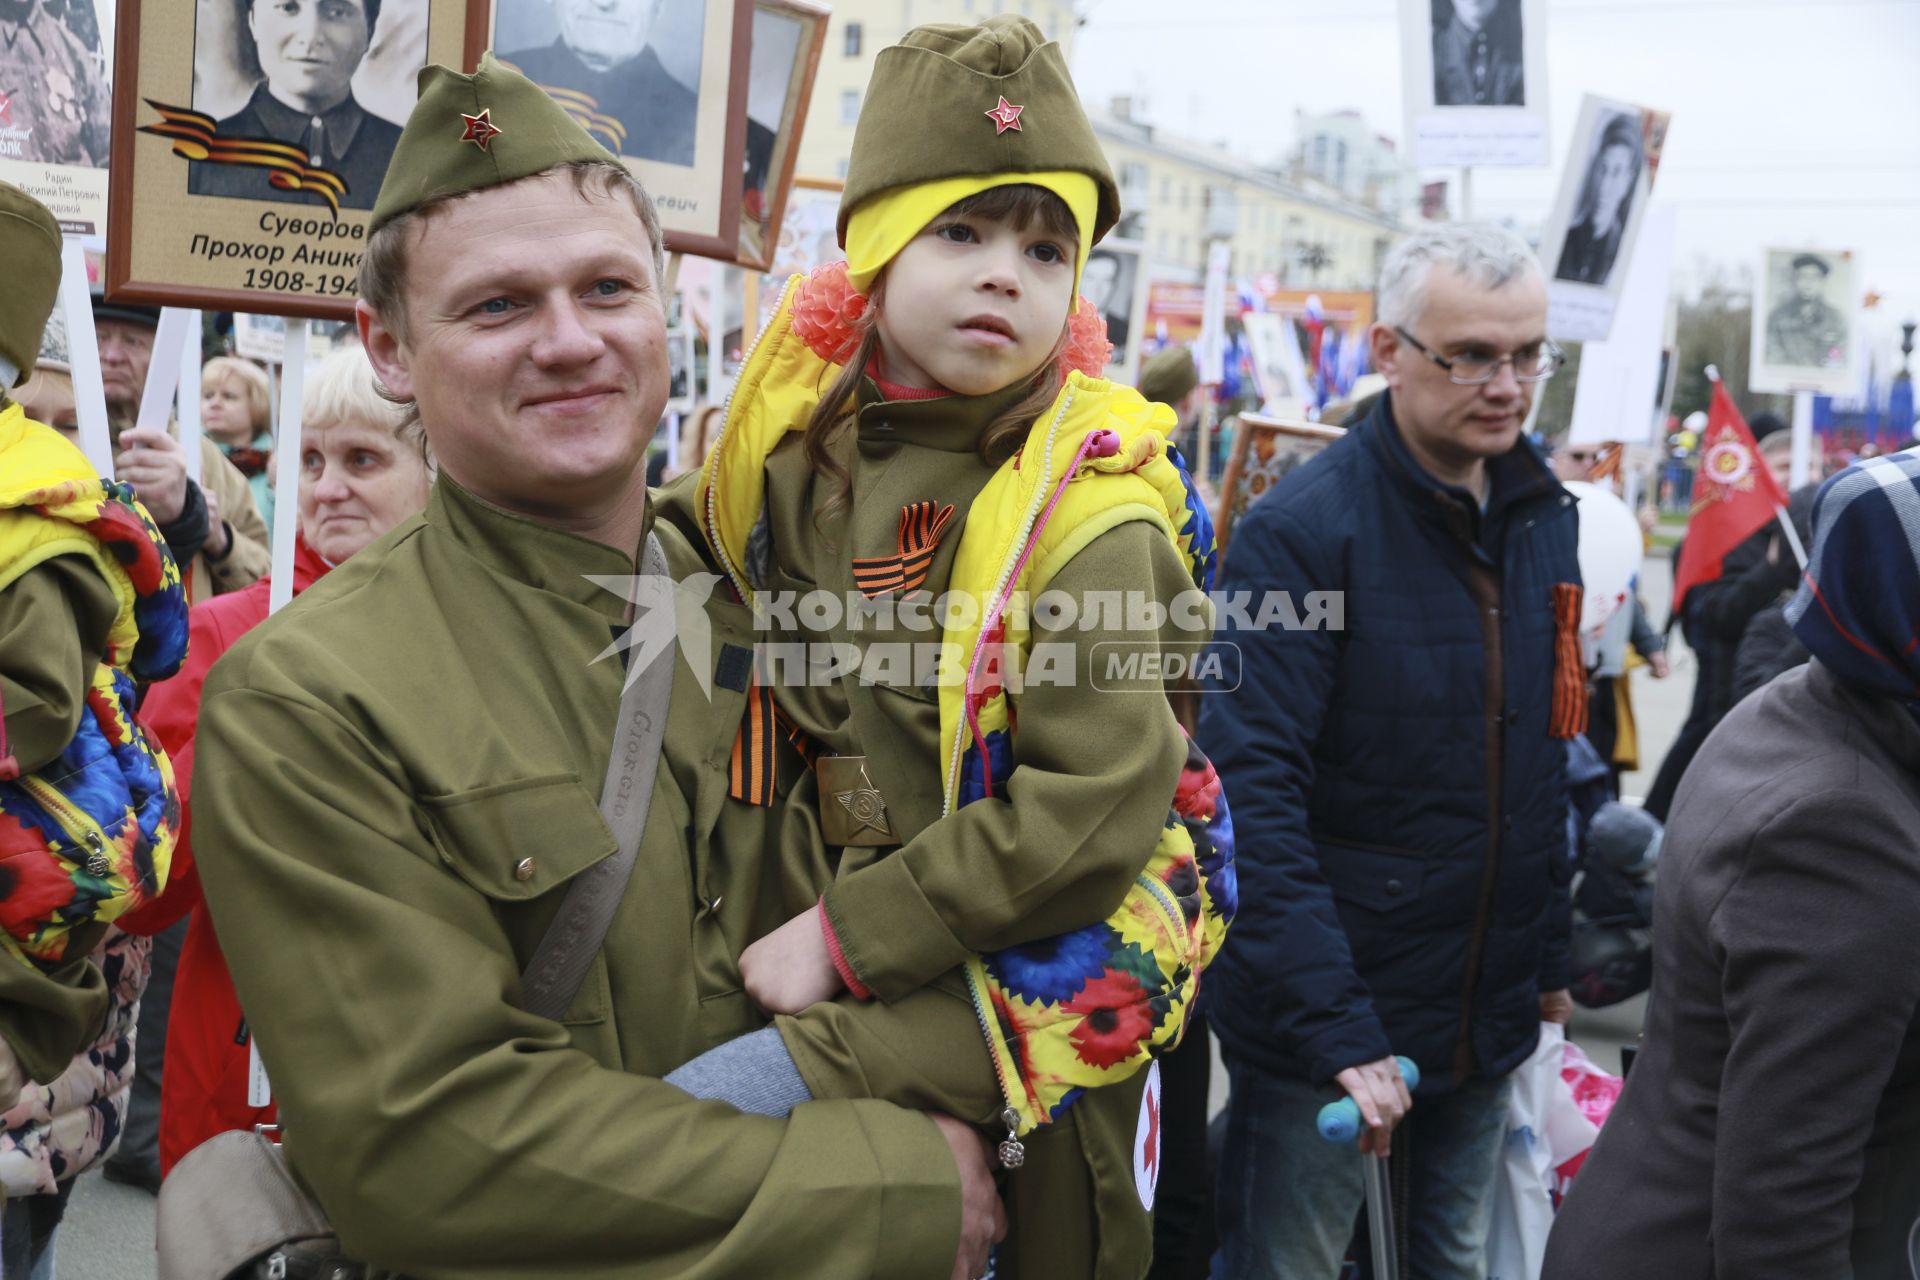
[{"x1": 740, "y1": 909, "x2": 844, "y2": 1014}]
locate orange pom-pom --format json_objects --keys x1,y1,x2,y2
[
  {"x1": 790, "y1": 260, "x2": 868, "y2": 364},
  {"x1": 1059, "y1": 297, "x2": 1113, "y2": 379}
]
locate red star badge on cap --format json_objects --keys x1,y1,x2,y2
[
  {"x1": 985, "y1": 96, "x2": 1025, "y2": 135},
  {"x1": 459, "y1": 109, "x2": 503, "y2": 152}
]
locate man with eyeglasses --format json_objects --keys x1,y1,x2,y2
[{"x1": 1201, "y1": 223, "x2": 1582, "y2": 1278}]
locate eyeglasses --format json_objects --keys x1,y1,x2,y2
[{"x1": 1394, "y1": 326, "x2": 1565, "y2": 386}]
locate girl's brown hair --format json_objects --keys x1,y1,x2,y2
[{"x1": 802, "y1": 184, "x2": 1079, "y2": 524}]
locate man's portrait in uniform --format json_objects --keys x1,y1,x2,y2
[
  {"x1": 499, "y1": 0, "x2": 705, "y2": 167},
  {"x1": 1431, "y1": 0, "x2": 1524, "y2": 107},
  {"x1": 1764, "y1": 251, "x2": 1850, "y2": 371},
  {"x1": 188, "y1": 0, "x2": 415, "y2": 211},
  {"x1": 0, "y1": 0, "x2": 112, "y2": 167}
]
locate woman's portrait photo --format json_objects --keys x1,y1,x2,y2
[
  {"x1": 1553, "y1": 110, "x2": 1642, "y2": 287},
  {"x1": 188, "y1": 0, "x2": 426, "y2": 212}
]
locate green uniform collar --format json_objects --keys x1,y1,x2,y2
[
  {"x1": 854, "y1": 377, "x2": 1033, "y2": 454},
  {"x1": 428, "y1": 474, "x2": 651, "y2": 624}
]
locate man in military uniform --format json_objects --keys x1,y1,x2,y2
[
  {"x1": 0, "y1": 0, "x2": 112, "y2": 168},
  {"x1": 1766, "y1": 252, "x2": 1849, "y2": 369},
  {"x1": 1432, "y1": 0, "x2": 1525, "y2": 108},
  {"x1": 501, "y1": 0, "x2": 696, "y2": 166},
  {"x1": 192, "y1": 55, "x2": 999, "y2": 1278},
  {"x1": 188, "y1": 0, "x2": 403, "y2": 212}
]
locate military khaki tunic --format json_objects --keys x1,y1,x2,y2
[
  {"x1": 660, "y1": 382, "x2": 1200, "y2": 1277},
  {"x1": 193, "y1": 477, "x2": 961, "y2": 1278}
]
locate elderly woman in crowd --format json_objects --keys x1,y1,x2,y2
[
  {"x1": 198, "y1": 356, "x2": 276, "y2": 534},
  {"x1": 1546, "y1": 452, "x2": 1920, "y2": 1279},
  {"x1": 117, "y1": 348, "x2": 433, "y2": 1176}
]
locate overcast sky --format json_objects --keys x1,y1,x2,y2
[{"x1": 1070, "y1": 0, "x2": 1920, "y2": 366}]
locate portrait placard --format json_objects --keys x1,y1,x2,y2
[
  {"x1": 1085, "y1": 238, "x2": 1148, "y2": 385},
  {"x1": 0, "y1": 0, "x2": 115, "y2": 234},
  {"x1": 734, "y1": 0, "x2": 826, "y2": 271},
  {"x1": 486, "y1": 0, "x2": 752, "y2": 260},
  {"x1": 107, "y1": 0, "x2": 474, "y2": 318},
  {"x1": 1214, "y1": 414, "x2": 1344, "y2": 551},
  {"x1": 1399, "y1": 0, "x2": 1549, "y2": 168},
  {"x1": 1749, "y1": 246, "x2": 1857, "y2": 396},
  {"x1": 1541, "y1": 94, "x2": 1671, "y2": 343}
]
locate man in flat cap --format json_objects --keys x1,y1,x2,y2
[
  {"x1": 191, "y1": 54, "x2": 1000, "y2": 1278},
  {"x1": 1766, "y1": 252, "x2": 1849, "y2": 370}
]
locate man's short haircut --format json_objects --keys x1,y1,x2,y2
[
  {"x1": 1377, "y1": 223, "x2": 1543, "y2": 332},
  {"x1": 1792, "y1": 252, "x2": 1831, "y2": 276},
  {"x1": 357, "y1": 161, "x2": 664, "y2": 425},
  {"x1": 243, "y1": 0, "x2": 383, "y2": 35}
]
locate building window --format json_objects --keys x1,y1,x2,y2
[
  {"x1": 840, "y1": 90, "x2": 861, "y2": 126},
  {"x1": 1159, "y1": 176, "x2": 1171, "y2": 202},
  {"x1": 844, "y1": 22, "x2": 862, "y2": 56}
]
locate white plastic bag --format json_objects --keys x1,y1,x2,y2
[{"x1": 1486, "y1": 1022, "x2": 1602, "y2": 1280}]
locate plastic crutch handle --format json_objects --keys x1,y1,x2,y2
[{"x1": 1316, "y1": 1056, "x2": 1421, "y2": 1144}]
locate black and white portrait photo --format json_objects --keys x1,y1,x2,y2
[
  {"x1": 187, "y1": 0, "x2": 424, "y2": 211},
  {"x1": 1553, "y1": 110, "x2": 1642, "y2": 287},
  {"x1": 0, "y1": 0, "x2": 112, "y2": 167},
  {"x1": 1750, "y1": 247, "x2": 1855, "y2": 394},
  {"x1": 1431, "y1": 0, "x2": 1524, "y2": 108},
  {"x1": 1084, "y1": 247, "x2": 1136, "y2": 355},
  {"x1": 498, "y1": 0, "x2": 705, "y2": 167}
]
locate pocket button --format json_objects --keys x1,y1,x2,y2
[{"x1": 514, "y1": 857, "x2": 537, "y2": 882}]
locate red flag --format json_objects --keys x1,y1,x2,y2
[{"x1": 1671, "y1": 380, "x2": 1791, "y2": 613}]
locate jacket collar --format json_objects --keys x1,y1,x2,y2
[
  {"x1": 855, "y1": 377, "x2": 1033, "y2": 454},
  {"x1": 1362, "y1": 391, "x2": 1566, "y2": 544},
  {"x1": 242, "y1": 82, "x2": 367, "y2": 166},
  {"x1": 426, "y1": 474, "x2": 651, "y2": 625}
]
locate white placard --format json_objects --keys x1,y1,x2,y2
[
  {"x1": 268, "y1": 324, "x2": 308, "y2": 616},
  {"x1": 178, "y1": 316, "x2": 204, "y2": 484},
  {"x1": 1400, "y1": 0, "x2": 1550, "y2": 169},
  {"x1": 1543, "y1": 96, "x2": 1672, "y2": 344},
  {"x1": 1567, "y1": 207, "x2": 1677, "y2": 447},
  {"x1": 59, "y1": 241, "x2": 113, "y2": 478},
  {"x1": 233, "y1": 314, "x2": 287, "y2": 365}
]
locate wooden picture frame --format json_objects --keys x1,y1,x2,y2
[
  {"x1": 1213, "y1": 414, "x2": 1345, "y2": 552},
  {"x1": 480, "y1": 0, "x2": 753, "y2": 262},
  {"x1": 734, "y1": 0, "x2": 828, "y2": 271},
  {"x1": 106, "y1": 0, "x2": 481, "y2": 319}
]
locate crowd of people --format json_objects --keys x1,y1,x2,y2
[{"x1": 0, "y1": 13, "x2": 1915, "y2": 1280}]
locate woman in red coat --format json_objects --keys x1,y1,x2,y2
[{"x1": 120, "y1": 348, "x2": 432, "y2": 1174}]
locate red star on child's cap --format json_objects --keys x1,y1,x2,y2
[
  {"x1": 985, "y1": 96, "x2": 1025, "y2": 135},
  {"x1": 459, "y1": 109, "x2": 503, "y2": 152}
]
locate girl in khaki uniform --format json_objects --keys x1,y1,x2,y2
[{"x1": 660, "y1": 17, "x2": 1236, "y2": 1277}]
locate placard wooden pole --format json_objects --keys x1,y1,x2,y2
[
  {"x1": 742, "y1": 273, "x2": 760, "y2": 352},
  {"x1": 1789, "y1": 389, "x2": 1815, "y2": 490},
  {"x1": 267, "y1": 321, "x2": 308, "y2": 616},
  {"x1": 60, "y1": 242, "x2": 114, "y2": 478}
]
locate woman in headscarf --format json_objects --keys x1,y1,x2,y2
[{"x1": 1545, "y1": 452, "x2": 1920, "y2": 1280}]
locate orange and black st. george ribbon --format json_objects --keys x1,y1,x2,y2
[
  {"x1": 140, "y1": 101, "x2": 347, "y2": 216},
  {"x1": 851, "y1": 502, "x2": 956, "y2": 598},
  {"x1": 728, "y1": 677, "x2": 815, "y2": 806}
]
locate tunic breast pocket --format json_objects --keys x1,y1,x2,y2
[{"x1": 419, "y1": 774, "x2": 617, "y2": 1025}]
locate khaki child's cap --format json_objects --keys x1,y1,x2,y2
[
  {"x1": 840, "y1": 16, "x2": 1119, "y2": 243},
  {"x1": 370, "y1": 52, "x2": 627, "y2": 234},
  {"x1": 1, "y1": 183, "x2": 62, "y2": 389},
  {"x1": 1138, "y1": 346, "x2": 1200, "y2": 407}
]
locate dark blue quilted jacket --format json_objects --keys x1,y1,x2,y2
[{"x1": 1199, "y1": 393, "x2": 1580, "y2": 1093}]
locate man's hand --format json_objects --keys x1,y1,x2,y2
[
  {"x1": 1333, "y1": 1056, "x2": 1414, "y2": 1157},
  {"x1": 114, "y1": 426, "x2": 189, "y2": 524},
  {"x1": 738, "y1": 908, "x2": 843, "y2": 1015},
  {"x1": 1540, "y1": 988, "x2": 1574, "y2": 1025},
  {"x1": 203, "y1": 484, "x2": 231, "y2": 559},
  {"x1": 1648, "y1": 651, "x2": 1671, "y2": 679},
  {"x1": 928, "y1": 1113, "x2": 1006, "y2": 1280}
]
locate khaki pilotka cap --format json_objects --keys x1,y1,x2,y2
[
  {"x1": 369, "y1": 52, "x2": 628, "y2": 234},
  {"x1": 838, "y1": 15, "x2": 1120, "y2": 243},
  {"x1": 0, "y1": 182, "x2": 62, "y2": 389},
  {"x1": 1138, "y1": 346, "x2": 1199, "y2": 407}
]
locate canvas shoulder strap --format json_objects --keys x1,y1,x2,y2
[{"x1": 518, "y1": 530, "x2": 675, "y2": 1021}]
